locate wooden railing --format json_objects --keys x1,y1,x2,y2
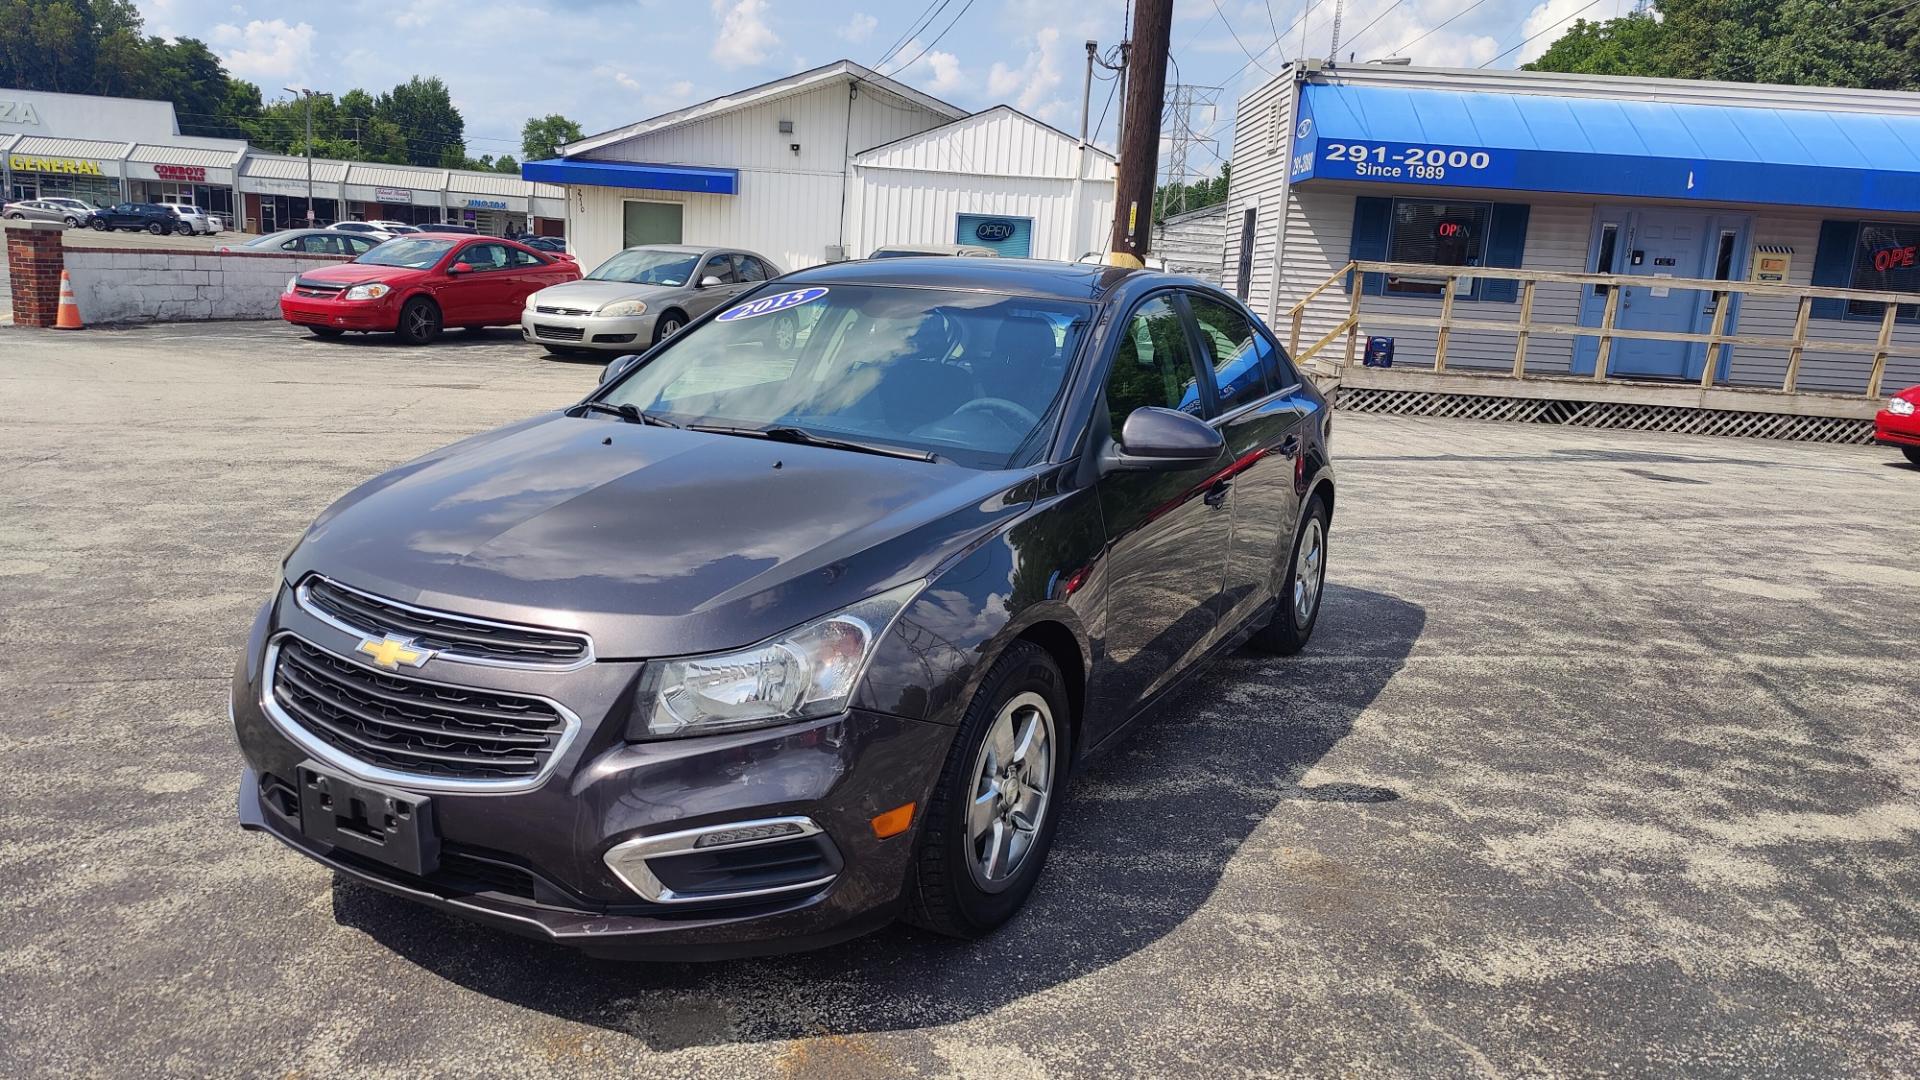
[{"x1": 1285, "y1": 261, "x2": 1920, "y2": 398}]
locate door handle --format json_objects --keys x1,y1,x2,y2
[
  {"x1": 1203, "y1": 480, "x2": 1231, "y2": 508},
  {"x1": 1280, "y1": 433, "x2": 1301, "y2": 458}
]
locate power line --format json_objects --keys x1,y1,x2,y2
[
  {"x1": 882, "y1": 0, "x2": 980, "y2": 77},
  {"x1": 1209, "y1": 0, "x2": 1281, "y2": 78},
  {"x1": 873, "y1": 0, "x2": 955, "y2": 72},
  {"x1": 1339, "y1": 0, "x2": 1409, "y2": 58},
  {"x1": 1477, "y1": 0, "x2": 1604, "y2": 68},
  {"x1": 1392, "y1": 0, "x2": 1494, "y2": 58}
]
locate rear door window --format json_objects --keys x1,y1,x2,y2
[{"x1": 1187, "y1": 294, "x2": 1274, "y2": 412}]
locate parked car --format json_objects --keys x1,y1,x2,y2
[
  {"x1": 331, "y1": 221, "x2": 399, "y2": 242},
  {"x1": 89, "y1": 202, "x2": 188, "y2": 235},
  {"x1": 223, "y1": 229, "x2": 381, "y2": 257},
  {"x1": 520, "y1": 235, "x2": 567, "y2": 253},
  {"x1": 868, "y1": 244, "x2": 998, "y2": 258},
  {"x1": 1877, "y1": 384, "x2": 1920, "y2": 465},
  {"x1": 233, "y1": 258, "x2": 1335, "y2": 959},
  {"x1": 157, "y1": 201, "x2": 218, "y2": 234},
  {"x1": 279, "y1": 234, "x2": 581, "y2": 344},
  {"x1": 3, "y1": 198, "x2": 94, "y2": 227},
  {"x1": 416, "y1": 222, "x2": 478, "y2": 234},
  {"x1": 523, "y1": 244, "x2": 780, "y2": 355}
]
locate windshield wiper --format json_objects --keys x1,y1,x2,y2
[
  {"x1": 570, "y1": 401, "x2": 681, "y2": 428},
  {"x1": 688, "y1": 424, "x2": 940, "y2": 463}
]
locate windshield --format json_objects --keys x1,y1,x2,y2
[
  {"x1": 587, "y1": 249, "x2": 700, "y2": 286},
  {"x1": 599, "y1": 284, "x2": 1089, "y2": 470},
  {"x1": 355, "y1": 237, "x2": 457, "y2": 268}
]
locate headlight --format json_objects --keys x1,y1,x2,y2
[
  {"x1": 1889, "y1": 397, "x2": 1917, "y2": 417},
  {"x1": 598, "y1": 299, "x2": 648, "y2": 317},
  {"x1": 344, "y1": 282, "x2": 391, "y2": 301},
  {"x1": 284, "y1": 276, "x2": 296, "y2": 294},
  {"x1": 630, "y1": 581, "x2": 924, "y2": 739}
]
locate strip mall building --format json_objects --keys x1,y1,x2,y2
[
  {"x1": 2, "y1": 87, "x2": 565, "y2": 236},
  {"x1": 1221, "y1": 62, "x2": 1920, "y2": 418}
]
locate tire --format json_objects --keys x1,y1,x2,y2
[
  {"x1": 3, "y1": 212, "x2": 22, "y2": 220},
  {"x1": 175, "y1": 223, "x2": 192, "y2": 236},
  {"x1": 396, "y1": 297, "x2": 442, "y2": 345},
  {"x1": 905, "y1": 640, "x2": 1072, "y2": 939},
  {"x1": 1249, "y1": 495, "x2": 1330, "y2": 656},
  {"x1": 651, "y1": 311, "x2": 685, "y2": 345},
  {"x1": 147, "y1": 221, "x2": 166, "y2": 235},
  {"x1": 90, "y1": 219, "x2": 108, "y2": 231},
  {"x1": 1904, "y1": 446, "x2": 1920, "y2": 466},
  {"x1": 63, "y1": 216, "x2": 81, "y2": 228},
  {"x1": 310, "y1": 327, "x2": 345, "y2": 339}
]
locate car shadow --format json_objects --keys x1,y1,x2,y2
[
  {"x1": 333, "y1": 583, "x2": 1424, "y2": 1048},
  {"x1": 296, "y1": 327, "x2": 528, "y2": 349}
]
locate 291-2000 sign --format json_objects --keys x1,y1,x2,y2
[{"x1": 1324, "y1": 143, "x2": 1492, "y2": 180}]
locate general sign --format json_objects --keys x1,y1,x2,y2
[
  {"x1": 9, "y1": 155, "x2": 102, "y2": 175},
  {"x1": 375, "y1": 186, "x2": 412, "y2": 202},
  {"x1": 153, "y1": 164, "x2": 207, "y2": 182}
]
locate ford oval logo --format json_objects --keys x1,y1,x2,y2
[{"x1": 974, "y1": 221, "x2": 1016, "y2": 243}]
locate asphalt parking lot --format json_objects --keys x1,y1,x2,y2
[{"x1": 2, "y1": 320, "x2": 1917, "y2": 1078}]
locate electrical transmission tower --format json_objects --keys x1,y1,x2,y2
[{"x1": 1161, "y1": 83, "x2": 1222, "y2": 216}]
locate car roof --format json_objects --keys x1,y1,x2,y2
[{"x1": 779, "y1": 256, "x2": 1175, "y2": 303}]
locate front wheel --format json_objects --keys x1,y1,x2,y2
[
  {"x1": 651, "y1": 312, "x2": 684, "y2": 345},
  {"x1": 1249, "y1": 496, "x2": 1330, "y2": 656},
  {"x1": 64, "y1": 216, "x2": 82, "y2": 228},
  {"x1": 89, "y1": 219, "x2": 108, "y2": 231},
  {"x1": 906, "y1": 640, "x2": 1071, "y2": 939},
  {"x1": 1904, "y1": 446, "x2": 1920, "y2": 466},
  {"x1": 396, "y1": 297, "x2": 441, "y2": 345},
  {"x1": 147, "y1": 221, "x2": 166, "y2": 235}
]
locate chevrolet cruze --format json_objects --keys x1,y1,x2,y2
[{"x1": 232, "y1": 258, "x2": 1336, "y2": 959}]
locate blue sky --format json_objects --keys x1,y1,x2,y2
[{"x1": 138, "y1": 0, "x2": 1625, "y2": 170}]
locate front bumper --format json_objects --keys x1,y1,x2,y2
[
  {"x1": 281, "y1": 294, "x2": 399, "y2": 331},
  {"x1": 521, "y1": 309, "x2": 656, "y2": 351},
  {"x1": 1874, "y1": 407, "x2": 1920, "y2": 447},
  {"x1": 230, "y1": 590, "x2": 951, "y2": 959}
]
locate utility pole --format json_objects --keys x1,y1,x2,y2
[
  {"x1": 1107, "y1": 0, "x2": 1169, "y2": 267},
  {"x1": 284, "y1": 86, "x2": 317, "y2": 227},
  {"x1": 1080, "y1": 41, "x2": 1097, "y2": 145}
]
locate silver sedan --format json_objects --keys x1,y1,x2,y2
[
  {"x1": 3, "y1": 197, "x2": 97, "y2": 227},
  {"x1": 521, "y1": 244, "x2": 782, "y2": 355}
]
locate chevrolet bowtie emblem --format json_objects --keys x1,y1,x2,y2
[{"x1": 357, "y1": 634, "x2": 433, "y2": 670}]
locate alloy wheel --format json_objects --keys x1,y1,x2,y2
[
  {"x1": 1294, "y1": 517, "x2": 1325, "y2": 624},
  {"x1": 965, "y1": 691, "x2": 1056, "y2": 893},
  {"x1": 406, "y1": 304, "x2": 436, "y2": 340}
]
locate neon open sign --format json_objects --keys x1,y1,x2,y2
[{"x1": 1873, "y1": 245, "x2": 1917, "y2": 273}]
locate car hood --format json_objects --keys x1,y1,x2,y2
[
  {"x1": 532, "y1": 279, "x2": 682, "y2": 307},
  {"x1": 299, "y1": 262, "x2": 425, "y2": 285},
  {"x1": 286, "y1": 414, "x2": 1031, "y2": 658}
]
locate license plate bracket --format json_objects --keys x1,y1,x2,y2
[{"x1": 296, "y1": 763, "x2": 440, "y2": 876}]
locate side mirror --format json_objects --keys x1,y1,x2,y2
[
  {"x1": 599, "y1": 353, "x2": 644, "y2": 385},
  {"x1": 698, "y1": 275, "x2": 725, "y2": 288},
  {"x1": 449, "y1": 262, "x2": 475, "y2": 275},
  {"x1": 1101, "y1": 407, "x2": 1224, "y2": 473}
]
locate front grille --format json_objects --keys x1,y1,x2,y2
[
  {"x1": 293, "y1": 279, "x2": 344, "y2": 299},
  {"x1": 533, "y1": 323, "x2": 585, "y2": 341},
  {"x1": 536, "y1": 304, "x2": 593, "y2": 316},
  {"x1": 270, "y1": 638, "x2": 570, "y2": 781},
  {"x1": 301, "y1": 576, "x2": 590, "y2": 667}
]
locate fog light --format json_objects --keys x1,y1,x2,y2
[{"x1": 693, "y1": 821, "x2": 806, "y2": 848}]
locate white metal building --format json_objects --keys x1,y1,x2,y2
[
  {"x1": 525, "y1": 61, "x2": 1118, "y2": 274},
  {"x1": 1222, "y1": 62, "x2": 1920, "y2": 398}
]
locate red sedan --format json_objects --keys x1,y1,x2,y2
[
  {"x1": 1877, "y1": 384, "x2": 1920, "y2": 466},
  {"x1": 280, "y1": 235, "x2": 579, "y2": 344}
]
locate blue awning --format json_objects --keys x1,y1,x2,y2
[
  {"x1": 1290, "y1": 83, "x2": 1920, "y2": 213},
  {"x1": 520, "y1": 158, "x2": 737, "y2": 195}
]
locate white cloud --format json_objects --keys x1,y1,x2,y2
[
  {"x1": 836, "y1": 12, "x2": 878, "y2": 43},
  {"x1": 892, "y1": 40, "x2": 969, "y2": 95},
  {"x1": 710, "y1": 0, "x2": 777, "y2": 68},
  {"x1": 1511, "y1": 0, "x2": 1595, "y2": 66},
  {"x1": 211, "y1": 19, "x2": 316, "y2": 84},
  {"x1": 986, "y1": 27, "x2": 1065, "y2": 119}
]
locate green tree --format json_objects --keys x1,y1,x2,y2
[
  {"x1": 375, "y1": 76, "x2": 467, "y2": 167},
  {"x1": 521, "y1": 114, "x2": 584, "y2": 161}
]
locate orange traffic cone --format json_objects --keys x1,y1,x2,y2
[{"x1": 54, "y1": 269, "x2": 84, "y2": 330}]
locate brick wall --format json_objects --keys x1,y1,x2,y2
[
  {"x1": 5, "y1": 223, "x2": 66, "y2": 327},
  {"x1": 61, "y1": 246, "x2": 351, "y2": 324}
]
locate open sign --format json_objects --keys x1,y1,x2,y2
[
  {"x1": 974, "y1": 220, "x2": 1016, "y2": 243},
  {"x1": 1435, "y1": 221, "x2": 1469, "y2": 241},
  {"x1": 1873, "y1": 245, "x2": 1917, "y2": 273}
]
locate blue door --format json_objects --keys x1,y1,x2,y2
[
  {"x1": 957, "y1": 214, "x2": 1033, "y2": 258},
  {"x1": 1574, "y1": 210, "x2": 1749, "y2": 380}
]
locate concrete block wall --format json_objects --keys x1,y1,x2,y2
[
  {"x1": 5, "y1": 223, "x2": 66, "y2": 327},
  {"x1": 60, "y1": 246, "x2": 351, "y2": 324}
]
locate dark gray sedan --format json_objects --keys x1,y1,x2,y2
[{"x1": 232, "y1": 257, "x2": 1335, "y2": 959}]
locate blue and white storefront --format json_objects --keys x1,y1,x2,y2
[{"x1": 1224, "y1": 63, "x2": 1920, "y2": 398}]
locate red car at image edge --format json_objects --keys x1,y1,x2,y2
[
  {"x1": 1877, "y1": 384, "x2": 1920, "y2": 466},
  {"x1": 280, "y1": 234, "x2": 579, "y2": 345}
]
